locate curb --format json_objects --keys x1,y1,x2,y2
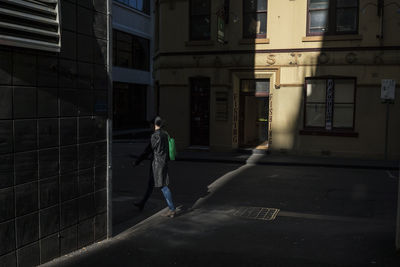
[{"x1": 175, "y1": 157, "x2": 399, "y2": 171}]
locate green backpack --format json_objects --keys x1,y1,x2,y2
[{"x1": 167, "y1": 134, "x2": 176, "y2": 160}]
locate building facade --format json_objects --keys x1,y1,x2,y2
[
  {"x1": 112, "y1": 0, "x2": 155, "y2": 131},
  {"x1": 154, "y1": 0, "x2": 400, "y2": 159},
  {"x1": 0, "y1": 0, "x2": 111, "y2": 266}
]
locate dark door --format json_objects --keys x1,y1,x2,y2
[
  {"x1": 239, "y1": 79, "x2": 270, "y2": 148},
  {"x1": 190, "y1": 77, "x2": 210, "y2": 146}
]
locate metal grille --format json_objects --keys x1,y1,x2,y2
[
  {"x1": 0, "y1": 0, "x2": 60, "y2": 52},
  {"x1": 232, "y1": 206, "x2": 280, "y2": 221}
]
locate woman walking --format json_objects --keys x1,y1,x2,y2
[{"x1": 133, "y1": 116, "x2": 176, "y2": 217}]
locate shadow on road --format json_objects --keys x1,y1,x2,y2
[{"x1": 111, "y1": 141, "x2": 243, "y2": 236}]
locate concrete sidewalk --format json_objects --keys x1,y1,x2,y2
[
  {"x1": 175, "y1": 150, "x2": 399, "y2": 170},
  {"x1": 114, "y1": 139, "x2": 399, "y2": 170}
]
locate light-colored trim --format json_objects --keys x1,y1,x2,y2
[
  {"x1": 158, "y1": 83, "x2": 231, "y2": 88},
  {"x1": 302, "y1": 35, "x2": 363, "y2": 42},
  {"x1": 0, "y1": 34, "x2": 60, "y2": 52},
  {"x1": 0, "y1": 0, "x2": 61, "y2": 52},
  {"x1": 113, "y1": 1, "x2": 151, "y2": 19},
  {"x1": 239, "y1": 38, "x2": 270, "y2": 44},
  {"x1": 0, "y1": 21, "x2": 59, "y2": 38},
  {"x1": 112, "y1": 22, "x2": 152, "y2": 40},
  {"x1": 3, "y1": 0, "x2": 56, "y2": 15},
  {"x1": 0, "y1": 7, "x2": 58, "y2": 26},
  {"x1": 112, "y1": 67, "x2": 151, "y2": 85},
  {"x1": 280, "y1": 84, "x2": 304, "y2": 87},
  {"x1": 159, "y1": 84, "x2": 188, "y2": 87}
]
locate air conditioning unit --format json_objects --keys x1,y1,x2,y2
[{"x1": 0, "y1": 0, "x2": 61, "y2": 52}]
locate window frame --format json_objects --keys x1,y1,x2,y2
[
  {"x1": 112, "y1": 29, "x2": 150, "y2": 71},
  {"x1": 113, "y1": 81, "x2": 148, "y2": 130},
  {"x1": 302, "y1": 76, "x2": 357, "y2": 136},
  {"x1": 189, "y1": 0, "x2": 211, "y2": 41},
  {"x1": 242, "y1": 0, "x2": 268, "y2": 39},
  {"x1": 306, "y1": 0, "x2": 359, "y2": 36},
  {"x1": 114, "y1": 0, "x2": 150, "y2": 15}
]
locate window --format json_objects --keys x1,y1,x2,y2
[
  {"x1": 307, "y1": 0, "x2": 358, "y2": 35},
  {"x1": 0, "y1": 0, "x2": 61, "y2": 52},
  {"x1": 189, "y1": 0, "x2": 211, "y2": 41},
  {"x1": 243, "y1": 0, "x2": 267, "y2": 39},
  {"x1": 115, "y1": 0, "x2": 150, "y2": 15},
  {"x1": 304, "y1": 77, "x2": 356, "y2": 131},
  {"x1": 113, "y1": 82, "x2": 147, "y2": 130},
  {"x1": 155, "y1": 0, "x2": 159, "y2": 51},
  {"x1": 112, "y1": 30, "x2": 150, "y2": 71}
]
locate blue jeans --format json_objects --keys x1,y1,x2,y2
[{"x1": 161, "y1": 186, "x2": 175, "y2": 211}]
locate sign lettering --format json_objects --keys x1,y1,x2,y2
[{"x1": 325, "y1": 79, "x2": 334, "y2": 130}]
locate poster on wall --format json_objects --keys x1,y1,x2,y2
[
  {"x1": 381, "y1": 79, "x2": 396, "y2": 102},
  {"x1": 325, "y1": 79, "x2": 334, "y2": 130}
]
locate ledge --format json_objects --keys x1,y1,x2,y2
[
  {"x1": 239, "y1": 38, "x2": 270, "y2": 45},
  {"x1": 113, "y1": 1, "x2": 151, "y2": 18},
  {"x1": 302, "y1": 35, "x2": 363, "y2": 42},
  {"x1": 299, "y1": 129, "x2": 359, "y2": 137},
  {"x1": 185, "y1": 40, "x2": 214, "y2": 47}
]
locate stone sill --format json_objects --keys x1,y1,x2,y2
[
  {"x1": 302, "y1": 35, "x2": 363, "y2": 42},
  {"x1": 239, "y1": 38, "x2": 270, "y2": 45},
  {"x1": 113, "y1": 1, "x2": 151, "y2": 18},
  {"x1": 299, "y1": 129, "x2": 359, "y2": 137},
  {"x1": 185, "y1": 40, "x2": 214, "y2": 47}
]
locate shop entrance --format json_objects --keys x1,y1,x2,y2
[
  {"x1": 239, "y1": 79, "x2": 270, "y2": 149},
  {"x1": 190, "y1": 77, "x2": 210, "y2": 147}
]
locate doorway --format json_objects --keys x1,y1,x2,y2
[
  {"x1": 190, "y1": 77, "x2": 210, "y2": 147},
  {"x1": 239, "y1": 79, "x2": 270, "y2": 149}
]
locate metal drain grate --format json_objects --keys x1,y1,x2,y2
[{"x1": 232, "y1": 207, "x2": 280, "y2": 221}]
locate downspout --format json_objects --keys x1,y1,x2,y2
[
  {"x1": 107, "y1": 0, "x2": 113, "y2": 238},
  {"x1": 397, "y1": 161, "x2": 400, "y2": 250},
  {"x1": 377, "y1": 0, "x2": 384, "y2": 46}
]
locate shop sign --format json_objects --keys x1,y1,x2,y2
[
  {"x1": 381, "y1": 79, "x2": 396, "y2": 102},
  {"x1": 325, "y1": 79, "x2": 334, "y2": 130}
]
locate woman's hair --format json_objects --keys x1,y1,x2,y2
[{"x1": 154, "y1": 116, "x2": 163, "y2": 127}]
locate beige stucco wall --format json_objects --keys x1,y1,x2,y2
[
  {"x1": 158, "y1": 0, "x2": 399, "y2": 51},
  {"x1": 155, "y1": 0, "x2": 400, "y2": 159}
]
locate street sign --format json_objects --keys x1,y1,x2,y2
[{"x1": 381, "y1": 79, "x2": 396, "y2": 101}]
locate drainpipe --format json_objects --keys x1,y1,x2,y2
[
  {"x1": 397, "y1": 162, "x2": 400, "y2": 251},
  {"x1": 377, "y1": 0, "x2": 384, "y2": 45},
  {"x1": 107, "y1": 0, "x2": 113, "y2": 238}
]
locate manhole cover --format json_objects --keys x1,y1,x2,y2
[{"x1": 232, "y1": 207, "x2": 279, "y2": 221}]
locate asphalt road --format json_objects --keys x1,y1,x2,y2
[
  {"x1": 42, "y1": 142, "x2": 400, "y2": 267},
  {"x1": 112, "y1": 141, "x2": 242, "y2": 235}
]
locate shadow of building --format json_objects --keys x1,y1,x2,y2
[
  {"x1": 154, "y1": 0, "x2": 400, "y2": 160},
  {"x1": 0, "y1": 0, "x2": 111, "y2": 265}
]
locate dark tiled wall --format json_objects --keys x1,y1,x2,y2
[{"x1": 0, "y1": 0, "x2": 109, "y2": 266}]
